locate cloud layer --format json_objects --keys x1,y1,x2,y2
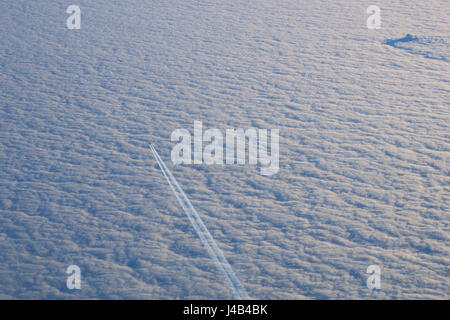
[{"x1": 0, "y1": 1, "x2": 448, "y2": 299}]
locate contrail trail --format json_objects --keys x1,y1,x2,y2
[{"x1": 150, "y1": 144, "x2": 249, "y2": 299}]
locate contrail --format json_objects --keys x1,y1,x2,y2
[{"x1": 150, "y1": 144, "x2": 249, "y2": 299}]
